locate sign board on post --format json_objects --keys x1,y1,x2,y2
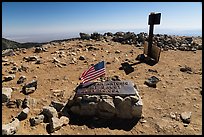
[{"x1": 148, "y1": 13, "x2": 161, "y2": 25}]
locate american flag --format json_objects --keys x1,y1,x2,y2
[{"x1": 80, "y1": 61, "x2": 105, "y2": 84}]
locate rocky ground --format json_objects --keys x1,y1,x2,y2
[{"x1": 2, "y1": 32, "x2": 202, "y2": 135}]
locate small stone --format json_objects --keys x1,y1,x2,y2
[
  {"x1": 17, "y1": 76, "x2": 26, "y2": 84},
  {"x1": 16, "y1": 99, "x2": 23, "y2": 108},
  {"x1": 140, "y1": 119, "x2": 147, "y2": 123},
  {"x1": 50, "y1": 101, "x2": 65, "y2": 112},
  {"x1": 115, "y1": 50, "x2": 121, "y2": 54},
  {"x1": 22, "y1": 80, "x2": 37, "y2": 95},
  {"x1": 59, "y1": 116, "x2": 69, "y2": 126},
  {"x1": 79, "y1": 56, "x2": 86, "y2": 60},
  {"x1": 49, "y1": 117, "x2": 61, "y2": 133},
  {"x1": 6, "y1": 100, "x2": 16, "y2": 108},
  {"x1": 180, "y1": 112, "x2": 192, "y2": 124},
  {"x1": 144, "y1": 76, "x2": 160, "y2": 88},
  {"x1": 22, "y1": 96, "x2": 36, "y2": 108},
  {"x1": 3, "y1": 74, "x2": 15, "y2": 82},
  {"x1": 16, "y1": 107, "x2": 30, "y2": 121},
  {"x1": 170, "y1": 112, "x2": 176, "y2": 119},
  {"x1": 41, "y1": 106, "x2": 58, "y2": 121},
  {"x1": 30, "y1": 114, "x2": 45, "y2": 126}
]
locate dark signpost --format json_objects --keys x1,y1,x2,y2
[
  {"x1": 77, "y1": 80, "x2": 137, "y2": 95},
  {"x1": 147, "y1": 12, "x2": 161, "y2": 60}
]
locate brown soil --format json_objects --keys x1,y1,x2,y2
[{"x1": 2, "y1": 39, "x2": 202, "y2": 135}]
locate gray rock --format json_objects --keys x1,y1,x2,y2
[
  {"x1": 82, "y1": 95, "x2": 99, "y2": 102},
  {"x1": 22, "y1": 96, "x2": 36, "y2": 108},
  {"x1": 42, "y1": 106, "x2": 58, "y2": 120},
  {"x1": 50, "y1": 101, "x2": 65, "y2": 112},
  {"x1": 98, "y1": 97, "x2": 116, "y2": 118},
  {"x1": 80, "y1": 102, "x2": 97, "y2": 116},
  {"x1": 113, "y1": 96, "x2": 124, "y2": 105},
  {"x1": 16, "y1": 107, "x2": 30, "y2": 121},
  {"x1": 180, "y1": 66, "x2": 192, "y2": 73},
  {"x1": 49, "y1": 116, "x2": 69, "y2": 133},
  {"x1": 23, "y1": 56, "x2": 39, "y2": 62},
  {"x1": 49, "y1": 117, "x2": 61, "y2": 133},
  {"x1": 3, "y1": 74, "x2": 15, "y2": 82},
  {"x1": 2, "y1": 58, "x2": 9, "y2": 62},
  {"x1": 180, "y1": 112, "x2": 192, "y2": 124},
  {"x1": 2, "y1": 87, "x2": 13, "y2": 103},
  {"x1": 23, "y1": 87, "x2": 36, "y2": 95},
  {"x1": 2, "y1": 118, "x2": 20, "y2": 135},
  {"x1": 79, "y1": 56, "x2": 86, "y2": 60},
  {"x1": 2, "y1": 49, "x2": 14, "y2": 57},
  {"x1": 59, "y1": 116, "x2": 69, "y2": 126},
  {"x1": 79, "y1": 33, "x2": 91, "y2": 40},
  {"x1": 115, "y1": 96, "x2": 133, "y2": 119},
  {"x1": 30, "y1": 114, "x2": 45, "y2": 126},
  {"x1": 22, "y1": 80, "x2": 37, "y2": 95},
  {"x1": 35, "y1": 59, "x2": 44, "y2": 64},
  {"x1": 16, "y1": 99, "x2": 23, "y2": 108},
  {"x1": 17, "y1": 76, "x2": 26, "y2": 84},
  {"x1": 115, "y1": 50, "x2": 121, "y2": 54},
  {"x1": 52, "y1": 57, "x2": 60, "y2": 63},
  {"x1": 6, "y1": 100, "x2": 16, "y2": 108},
  {"x1": 130, "y1": 95, "x2": 139, "y2": 103}
]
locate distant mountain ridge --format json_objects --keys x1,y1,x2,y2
[{"x1": 2, "y1": 38, "x2": 46, "y2": 50}]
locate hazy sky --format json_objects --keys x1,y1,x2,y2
[{"x1": 2, "y1": 2, "x2": 202, "y2": 43}]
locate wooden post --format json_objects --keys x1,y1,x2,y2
[
  {"x1": 147, "y1": 12, "x2": 161, "y2": 58},
  {"x1": 148, "y1": 23, "x2": 154, "y2": 57}
]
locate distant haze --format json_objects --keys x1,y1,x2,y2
[{"x1": 2, "y1": 2, "x2": 202, "y2": 43}]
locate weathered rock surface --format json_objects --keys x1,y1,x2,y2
[
  {"x1": 2, "y1": 87, "x2": 13, "y2": 103},
  {"x1": 49, "y1": 116, "x2": 69, "y2": 133},
  {"x1": 41, "y1": 106, "x2": 58, "y2": 121},
  {"x1": 30, "y1": 114, "x2": 45, "y2": 126},
  {"x1": 2, "y1": 118, "x2": 20, "y2": 135}
]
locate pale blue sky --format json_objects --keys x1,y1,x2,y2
[{"x1": 2, "y1": 2, "x2": 202, "y2": 42}]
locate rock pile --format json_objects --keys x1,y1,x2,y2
[{"x1": 79, "y1": 32, "x2": 202, "y2": 51}]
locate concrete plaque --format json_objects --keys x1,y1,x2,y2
[{"x1": 77, "y1": 80, "x2": 137, "y2": 95}]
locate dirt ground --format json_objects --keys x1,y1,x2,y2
[{"x1": 2, "y1": 39, "x2": 202, "y2": 135}]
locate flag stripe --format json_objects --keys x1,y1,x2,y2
[
  {"x1": 81, "y1": 68, "x2": 105, "y2": 81},
  {"x1": 80, "y1": 66, "x2": 94, "y2": 78},
  {"x1": 82, "y1": 71, "x2": 105, "y2": 83},
  {"x1": 81, "y1": 68, "x2": 105, "y2": 78}
]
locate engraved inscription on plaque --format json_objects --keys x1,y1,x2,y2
[{"x1": 77, "y1": 80, "x2": 136, "y2": 95}]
